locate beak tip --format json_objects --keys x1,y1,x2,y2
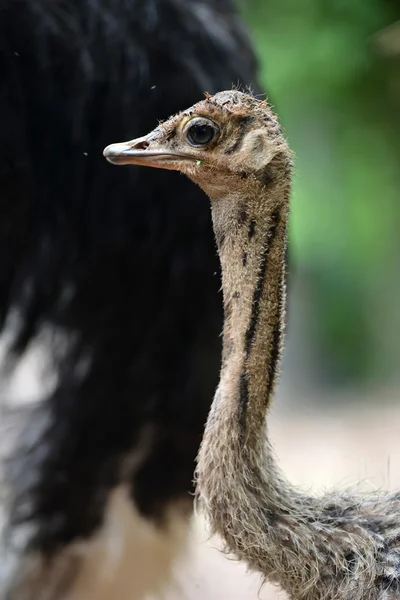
[
  {"x1": 103, "y1": 144, "x2": 116, "y2": 158},
  {"x1": 103, "y1": 143, "x2": 126, "y2": 165}
]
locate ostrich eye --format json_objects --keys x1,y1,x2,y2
[{"x1": 186, "y1": 119, "x2": 218, "y2": 147}]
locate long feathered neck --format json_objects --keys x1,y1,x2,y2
[
  {"x1": 196, "y1": 166, "x2": 400, "y2": 600},
  {"x1": 208, "y1": 172, "x2": 288, "y2": 440}
]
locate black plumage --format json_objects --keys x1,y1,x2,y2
[{"x1": 0, "y1": 0, "x2": 260, "y2": 581}]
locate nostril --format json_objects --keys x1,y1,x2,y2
[{"x1": 132, "y1": 139, "x2": 149, "y2": 150}]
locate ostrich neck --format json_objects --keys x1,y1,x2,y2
[
  {"x1": 210, "y1": 177, "x2": 288, "y2": 438},
  {"x1": 197, "y1": 174, "x2": 400, "y2": 599},
  {"x1": 197, "y1": 174, "x2": 296, "y2": 542}
]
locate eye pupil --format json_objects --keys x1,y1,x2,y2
[{"x1": 187, "y1": 123, "x2": 215, "y2": 146}]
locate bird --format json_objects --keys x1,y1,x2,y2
[
  {"x1": 104, "y1": 89, "x2": 400, "y2": 600},
  {"x1": 0, "y1": 3, "x2": 260, "y2": 599}
]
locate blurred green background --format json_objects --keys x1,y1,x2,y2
[{"x1": 242, "y1": 0, "x2": 400, "y2": 393}]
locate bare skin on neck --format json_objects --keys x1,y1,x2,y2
[{"x1": 104, "y1": 90, "x2": 400, "y2": 600}]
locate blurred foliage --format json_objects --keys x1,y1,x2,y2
[{"x1": 242, "y1": 0, "x2": 400, "y2": 385}]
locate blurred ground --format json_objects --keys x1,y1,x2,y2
[{"x1": 163, "y1": 389, "x2": 400, "y2": 600}]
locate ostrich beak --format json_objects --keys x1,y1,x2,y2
[
  {"x1": 103, "y1": 134, "x2": 160, "y2": 166},
  {"x1": 103, "y1": 134, "x2": 191, "y2": 169}
]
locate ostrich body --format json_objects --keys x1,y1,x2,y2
[{"x1": 104, "y1": 90, "x2": 400, "y2": 600}]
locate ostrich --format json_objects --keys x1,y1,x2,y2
[
  {"x1": 104, "y1": 90, "x2": 400, "y2": 600},
  {"x1": 0, "y1": 4, "x2": 260, "y2": 600}
]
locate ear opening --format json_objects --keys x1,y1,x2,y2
[{"x1": 240, "y1": 129, "x2": 276, "y2": 172}]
